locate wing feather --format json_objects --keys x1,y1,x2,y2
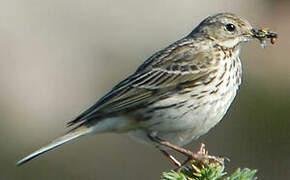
[{"x1": 68, "y1": 38, "x2": 215, "y2": 127}]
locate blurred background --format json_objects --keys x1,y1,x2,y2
[{"x1": 0, "y1": 0, "x2": 289, "y2": 179}]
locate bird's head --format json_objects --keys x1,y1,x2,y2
[{"x1": 190, "y1": 13, "x2": 277, "y2": 48}]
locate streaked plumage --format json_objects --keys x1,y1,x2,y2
[{"x1": 17, "y1": 12, "x2": 277, "y2": 166}]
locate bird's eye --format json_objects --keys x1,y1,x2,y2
[{"x1": 225, "y1": 23, "x2": 236, "y2": 32}]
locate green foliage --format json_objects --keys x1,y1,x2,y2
[
  {"x1": 162, "y1": 160, "x2": 257, "y2": 180},
  {"x1": 225, "y1": 168, "x2": 257, "y2": 180},
  {"x1": 162, "y1": 171, "x2": 188, "y2": 180}
]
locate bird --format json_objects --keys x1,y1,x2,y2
[{"x1": 17, "y1": 12, "x2": 277, "y2": 166}]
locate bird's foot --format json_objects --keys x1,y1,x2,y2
[
  {"x1": 178, "y1": 144, "x2": 227, "y2": 174},
  {"x1": 148, "y1": 134, "x2": 228, "y2": 169},
  {"x1": 190, "y1": 143, "x2": 226, "y2": 168}
]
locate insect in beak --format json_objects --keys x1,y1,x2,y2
[{"x1": 251, "y1": 28, "x2": 278, "y2": 48}]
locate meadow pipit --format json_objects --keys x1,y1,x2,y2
[{"x1": 17, "y1": 13, "x2": 277, "y2": 166}]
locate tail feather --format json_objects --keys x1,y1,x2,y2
[{"x1": 16, "y1": 126, "x2": 92, "y2": 166}]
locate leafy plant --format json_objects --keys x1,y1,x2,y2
[{"x1": 161, "y1": 146, "x2": 257, "y2": 180}]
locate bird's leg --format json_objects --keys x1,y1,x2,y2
[
  {"x1": 160, "y1": 150, "x2": 181, "y2": 167},
  {"x1": 197, "y1": 143, "x2": 228, "y2": 165},
  {"x1": 149, "y1": 134, "x2": 224, "y2": 165},
  {"x1": 148, "y1": 134, "x2": 196, "y2": 159}
]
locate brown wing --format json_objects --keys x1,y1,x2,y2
[{"x1": 67, "y1": 38, "x2": 215, "y2": 127}]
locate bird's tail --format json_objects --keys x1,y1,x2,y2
[{"x1": 16, "y1": 125, "x2": 92, "y2": 166}]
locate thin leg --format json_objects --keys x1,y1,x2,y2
[
  {"x1": 149, "y1": 134, "x2": 224, "y2": 164},
  {"x1": 149, "y1": 134, "x2": 225, "y2": 166},
  {"x1": 148, "y1": 135, "x2": 197, "y2": 159},
  {"x1": 160, "y1": 150, "x2": 181, "y2": 167}
]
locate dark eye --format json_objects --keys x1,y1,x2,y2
[{"x1": 225, "y1": 23, "x2": 236, "y2": 32}]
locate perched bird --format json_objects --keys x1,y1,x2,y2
[{"x1": 17, "y1": 13, "x2": 277, "y2": 166}]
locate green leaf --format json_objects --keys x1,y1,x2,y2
[
  {"x1": 162, "y1": 170, "x2": 188, "y2": 180},
  {"x1": 225, "y1": 168, "x2": 257, "y2": 180}
]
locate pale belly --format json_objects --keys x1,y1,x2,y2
[{"x1": 129, "y1": 87, "x2": 238, "y2": 146}]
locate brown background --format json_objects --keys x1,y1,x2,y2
[{"x1": 0, "y1": 0, "x2": 289, "y2": 179}]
